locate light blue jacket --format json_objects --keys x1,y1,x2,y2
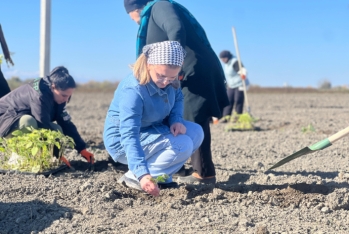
[
  {"x1": 223, "y1": 57, "x2": 249, "y2": 89},
  {"x1": 103, "y1": 74, "x2": 184, "y2": 179}
]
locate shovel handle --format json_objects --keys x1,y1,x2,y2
[
  {"x1": 232, "y1": 27, "x2": 250, "y2": 111},
  {"x1": 328, "y1": 125, "x2": 349, "y2": 144}
]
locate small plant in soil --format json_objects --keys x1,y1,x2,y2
[
  {"x1": 0, "y1": 127, "x2": 75, "y2": 173},
  {"x1": 149, "y1": 174, "x2": 169, "y2": 184},
  {"x1": 301, "y1": 124, "x2": 315, "y2": 133}
]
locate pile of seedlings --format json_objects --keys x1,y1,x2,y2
[
  {"x1": 0, "y1": 127, "x2": 75, "y2": 173},
  {"x1": 225, "y1": 112, "x2": 257, "y2": 131}
]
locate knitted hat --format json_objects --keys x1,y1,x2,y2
[
  {"x1": 124, "y1": 0, "x2": 150, "y2": 13},
  {"x1": 219, "y1": 50, "x2": 233, "y2": 59}
]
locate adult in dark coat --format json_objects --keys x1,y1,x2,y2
[
  {"x1": 0, "y1": 24, "x2": 13, "y2": 99},
  {"x1": 0, "y1": 66, "x2": 95, "y2": 165},
  {"x1": 0, "y1": 67, "x2": 11, "y2": 99},
  {"x1": 124, "y1": 0, "x2": 229, "y2": 184}
]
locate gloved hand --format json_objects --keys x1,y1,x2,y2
[
  {"x1": 80, "y1": 149, "x2": 95, "y2": 164},
  {"x1": 60, "y1": 156, "x2": 73, "y2": 169},
  {"x1": 237, "y1": 67, "x2": 247, "y2": 80}
]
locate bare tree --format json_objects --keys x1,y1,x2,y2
[{"x1": 318, "y1": 79, "x2": 332, "y2": 89}]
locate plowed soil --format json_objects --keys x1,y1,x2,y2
[{"x1": 1, "y1": 92, "x2": 349, "y2": 234}]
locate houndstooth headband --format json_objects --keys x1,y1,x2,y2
[{"x1": 142, "y1": 41, "x2": 186, "y2": 67}]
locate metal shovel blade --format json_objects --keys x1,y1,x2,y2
[
  {"x1": 267, "y1": 138, "x2": 332, "y2": 171},
  {"x1": 267, "y1": 147, "x2": 313, "y2": 171},
  {"x1": 267, "y1": 125, "x2": 349, "y2": 171}
]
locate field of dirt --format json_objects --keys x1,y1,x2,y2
[{"x1": 1, "y1": 92, "x2": 349, "y2": 234}]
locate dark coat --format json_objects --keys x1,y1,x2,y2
[
  {"x1": 0, "y1": 68, "x2": 11, "y2": 99},
  {"x1": 0, "y1": 77, "x2": 86, "y2": 152},
  {"x1": 143, "y1": 0, "x2": 229, "y2": 122}
]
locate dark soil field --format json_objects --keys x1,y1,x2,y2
[{"x1": 1, "y1": 92, "x2": 349, "y2": 234}]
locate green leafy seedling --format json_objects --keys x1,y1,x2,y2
[
  {"x1": 301, "y1": 124, "x2": 315, "y2": 133},
  {"x1": 149, "y1": 174, "x2": 170, "y2": 184},
  {"x1": 0, "y1": 128, "x2": 75, "y2": 173}
]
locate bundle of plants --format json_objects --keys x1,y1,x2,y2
[
  {"x1": 0, "y1": 127, "x2": 75, "y2": 173},
  {"x1": 225, "y1": 112, "x2": 257, "y2": 131}
]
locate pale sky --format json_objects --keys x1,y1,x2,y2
[{"x1": 1, "y1": 0, "x2": 348, "y2": 87}]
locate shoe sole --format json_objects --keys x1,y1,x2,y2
[
  {"x1": 177, "y1": 176, "x2": 216, "y2": 184},
  {"x1": 117, "y1": 175, "x2": 142, "y2": 191},
  {"x1": 158, "y1": 182, "x2": 179, "y2": 189}
]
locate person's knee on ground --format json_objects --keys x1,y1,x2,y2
[
  {"x1": 19, "y1": 115, "x2": 38, "y2": 130},
  {"x1": 6, "y1": 115, "x2": 38, "y2": 137}
]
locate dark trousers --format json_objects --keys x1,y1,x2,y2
[
  {"x1": 0, "y1": 68, "x2": 11, "y2": 99},
  {"x1": 222, "y1": 87, "x2": 244, "y2": 116},
  {"x1": 190, "y1": 117, "x2": 215, "y2": 177}
]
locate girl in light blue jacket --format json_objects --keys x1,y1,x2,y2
[{"x1": 103, "y1": 41, "x2": 203, "y2": 196}]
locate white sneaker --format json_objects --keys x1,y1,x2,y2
[{"x1": 117, "y1": 174, "x2": 142, "y2": 191}]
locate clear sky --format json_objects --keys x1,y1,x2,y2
[{"x1": 1, "y1": 0, "x2": 348, "y2": 87}]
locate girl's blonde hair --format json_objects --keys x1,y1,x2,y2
[
  {"x1": 132, "y1": 53, "x2": 181, "y2": 88},
  {"x1": 132, "y1": 54, "x2": 151, "y2": 85}
]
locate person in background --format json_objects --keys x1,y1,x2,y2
[
  {"x1": 123, "y1": 0, "x2": 229, "y2": 184},
  {"x1": 0, "y1": 66, "x2": 95, "y2": 166},
  {"x1": 103, "y1": 41, "x2": 204, "y2": 196},
  {"x1": 0, "y1": 67, "x2": 11, "y2": 99},
  {"x1": 0, "y1": 24, "x2": 13, "y2": 99},
  {"x1": 218, "y1": 50, "x2": 249, "y2": 123}
]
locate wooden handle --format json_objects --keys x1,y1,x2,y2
[
  {"x1": 232, "y1": 27, "x2": 250, "y2": 110},
  {"x1": 328, "y1": 125, "x2": 349, "y2": 143}
]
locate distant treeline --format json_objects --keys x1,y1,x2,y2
[
  {"x1": 249, "y1": 79, "x2": 349, "y2": 93},
  {"x1": 6, "y1": 76, "x2": 348, "y2": 93},
  {"x1": 6, "y1": 76, "x2": 120, "y2": 92},
  {"x1": 248, "y1": 86, "x2": 348, "y2": 93}
]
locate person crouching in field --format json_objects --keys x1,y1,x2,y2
[
  {"x1": 217, "y1": 50, "x2": 249, "y2": 123},
  {"x1": 0, "y1": 66, "x2": 94, "y2": 165},
  {"x1": 103, "y1": 41, "x2": 204, "y2": 196}
]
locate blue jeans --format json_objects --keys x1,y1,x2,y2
[{"x1": 120, "y1": 120, "x2": 204, "y2": 183}]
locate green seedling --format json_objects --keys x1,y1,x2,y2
[
  {"x1": 149, "y1": 174, "x2": 170, "y2": 184},
  {"x1": 301, "y1": 124, "x2": 315, "y2": 133},
  {"x1": 0, "y1": 127, "x2": 75, "y2": 173}
]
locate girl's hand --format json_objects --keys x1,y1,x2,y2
[
  {"x1": 140, "y1": 174, "x2": 160, "y2": 196},
  {"x1": 170, "y1": 122, "x2": 186, "y2": 136}
]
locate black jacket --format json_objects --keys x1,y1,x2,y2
[
  {"x1": 0, "y1": 68, "x2": 11, "y2": 99},
  {"x1": 0, "y1": 77, "x2": 86, "y2": 152},
  {"x1": 144, "y1": 0, "x2": 229, "y2": 122}
]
